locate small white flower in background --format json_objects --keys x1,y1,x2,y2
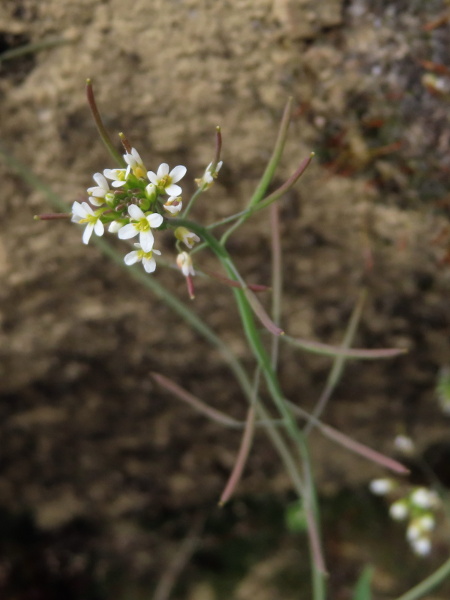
[
  {"x1": 411, "y1": 537, "x2": 432, "y2": 557},
  {"x1": 147, "y1": 163, "x2": 187, "y2": 196},
  {"x1": 163, "y1": 196, "x2": 183, "y2": 215},
  {"x1": 369, "y1": 471, "x2": 442, "y2": 558},
  {"x1": 197, "y1": 160, "x2": 223, "y2": 190},
  {"x1": 369, "y1": 478, "x2": 394, "y2": 496},
  {"x1": 406, "y1": 513, "x2": 436, "y2": 557},
  {"x1": 410, "y1": 487, "x2": 439, "y2": 509},
  {"x1": 71, "y1": 201, "x2": 104, "y2": 245},
  {"x1": 176, "y1": 252, "x2": 195, "y2": 277},
  {"x1": 407, "y1": 520, "x2": 423, "y2": 542},
  {"x1": 416, "y1": 514, "x2": 435, "y2": 532},
  {"x1": 389, "y1": 500, "x2": 409, "y2": 521},
  {"x1": 175, "y1": 226, "x2": 200, "y2": 249},
  {"x1": 124, "y1": 148, "x2": 147, "y2": 179},
  {"x1": 103, "y1": 167, "x2": 128, "y2": 188},
  {"x1": 124, "y1": 243, "x2": 161, "y2": 274},
  {"x1": 118, "y1": 204, "x2": 164, "y2": 252},
  {"x1": 87, "y1": 172, "x2": 113, "y2": 206},
  {"x1": 394, "y1": 434, "x2": 415, "y2": 455}
]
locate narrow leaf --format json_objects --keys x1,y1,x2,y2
[
  {"x1": 219, "y1": 405, "x2": 256, "y2": 506},
  {"x1": 284, "y1": 335, "x2": 407, "y2": 360}
]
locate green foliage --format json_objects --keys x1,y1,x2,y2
[{"x1": 352, "y1": 566, "x2": 374, "y2": 600}]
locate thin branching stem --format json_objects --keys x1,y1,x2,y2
[
  {"x1": 394, "y1": 556, "x2": 450, "y2": 600},
  {"x1": 171, "y1": 217, "x2": 328, "y2": 584}
]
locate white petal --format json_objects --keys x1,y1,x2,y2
[
  {"x1": 80, "y1": 201, "x2": 94, "y2": 215},
  {"x1": 88, "y1": 194, "x2": 105, "y2": 207},
  {"x1": 103, "y1": 169, "x2": 116, "y2": 180},
  {"x1": 145, "y1": 183, "x2": 156, "y2": 196},
  {"x1": 94, "y1": 220, "x2": 104, "y2": 236},
  {"x1": 147, "y1": 171, "x2": 158, "y2": 185},
  {"x1": 131, "y1": 148, "x2": 142, "y2": 163},
  {"x1": 93, "y1": 172, "x2": 108, "y2": 189},
  {"x1": 157, "y1": 163, "x2": 169, "y2": 177},
  {"x1": 411, "y1": 538, "x2": 431, "y2": 556},
  {"x1": 146, "y1": 213, "x2": 164, "y2": 228},
  {"x1": 111, "y1": 180, "x2": 126, "y2": 188},
  {"x1": 153, "y1": 249, "x2": 161, "y2": 256},
  {"x1": 124, "y1": 251, "x2": 140, "y2": 266},
  {"x1": 72, "y1": 201, "x2": 87, "y2": 218},
  {"x1": 169, "y1": 165, "x2": 187, "y2": 183},
  {"x1": 164, "y1": 203, "x2": 182, "y2": 215},
  {"x1": 139, "y1": 230, "x2": 154, "y2": 252},
  {"x1": 82, "y1": 223, "x2": 94, "y2": 245},
  {"x1": 118, "y1": 223, "x2": 138, "y2": 240},
  {"x1": 88, "y1": 188, "x2": 106, "y2": 206},
  {"x1": 165, "y1": 183, "x2": 182, "y2": 196},
  {"x1": 128, "y1": 204, "x2": 145, "y2": 220},
  {"x1": 87, "y1": 186, "x2": 104, "y2": 197},
  {"x1": 108, "y1": 221, "x2": 123, "y2": 233},
  {"x1": 142, "y1": 256, "x2": 156, "y2": 273}
]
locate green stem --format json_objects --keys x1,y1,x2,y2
[
  {"x1": 182, "y1": 186, "x2": 204, "y2": 218},
  {"x1": 172, "y1": 217, "x2": 327, "y2": 589},
  {"x1": 394, "y1": 556, "x2": 450, "y2": 600}
]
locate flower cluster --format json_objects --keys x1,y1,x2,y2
[
  {"x1": 370, "y1": 478, "x2": 441, "y2": 556},
  {"x1": 71, "y1": 147, "x2": 199, "y2": 276}
]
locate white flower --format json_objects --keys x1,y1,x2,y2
[
  {"x1": 87, "y1": 172, "x2": 113, "y2": 206},
  {"x1": 411, "y1": 537, "x2": 432, "y2": 556},
  {"x1": 389, "y1": 500, "x2": 409, "y2": 521},
  {"x1": 407, "y1": 521, "x2": 422, "y2": 541},
  {"x1": 175, "y1": 226, "x2": 200, "y2": 249},
  {"x1": 103, "y1": 167, "x2": 128, "y2": 188},
  {"x1": 410, "y1": 488, "x2": 439, "y2": 509},
  {"x1": 369, "y1": 478, "x2": 394, "y2": 496},
  {"x1": 197, "y1": 160, "x2": 223, "y2": 189},
  {"x1": 407, "y1": 516, "x2": 435, "y2": 543},
  {"x1": 71, "y1": 201, "x2": 104, "y2": 245},
  {"x1": 417, "y1": 515, "x2": 435, "y2": 532},
  {"x1": 147, "y1": 163, "x2": 187, "y2": 196},
  {"x1": 176, "y1": 252, "x2": 195, "y2": 277},
  {"x1": 163, "y1": 196, "x2": 183, "y2": 215},
  {"x1": 124, "y1": 243, "x2": 161, "y2": 274},
  {"x1": 124, "y1": 148, "x2": 147, "y2": 179},
  {"x1": 394, "y1": 435, "x2": 415, "y2": 455},
  {"x1": 118, "y1": 204, "x2": 163, "y2": 252}
]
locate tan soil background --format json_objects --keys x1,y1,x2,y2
[{"x1": 1, "y1": 0, "x2": 450, "y2": 598}]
